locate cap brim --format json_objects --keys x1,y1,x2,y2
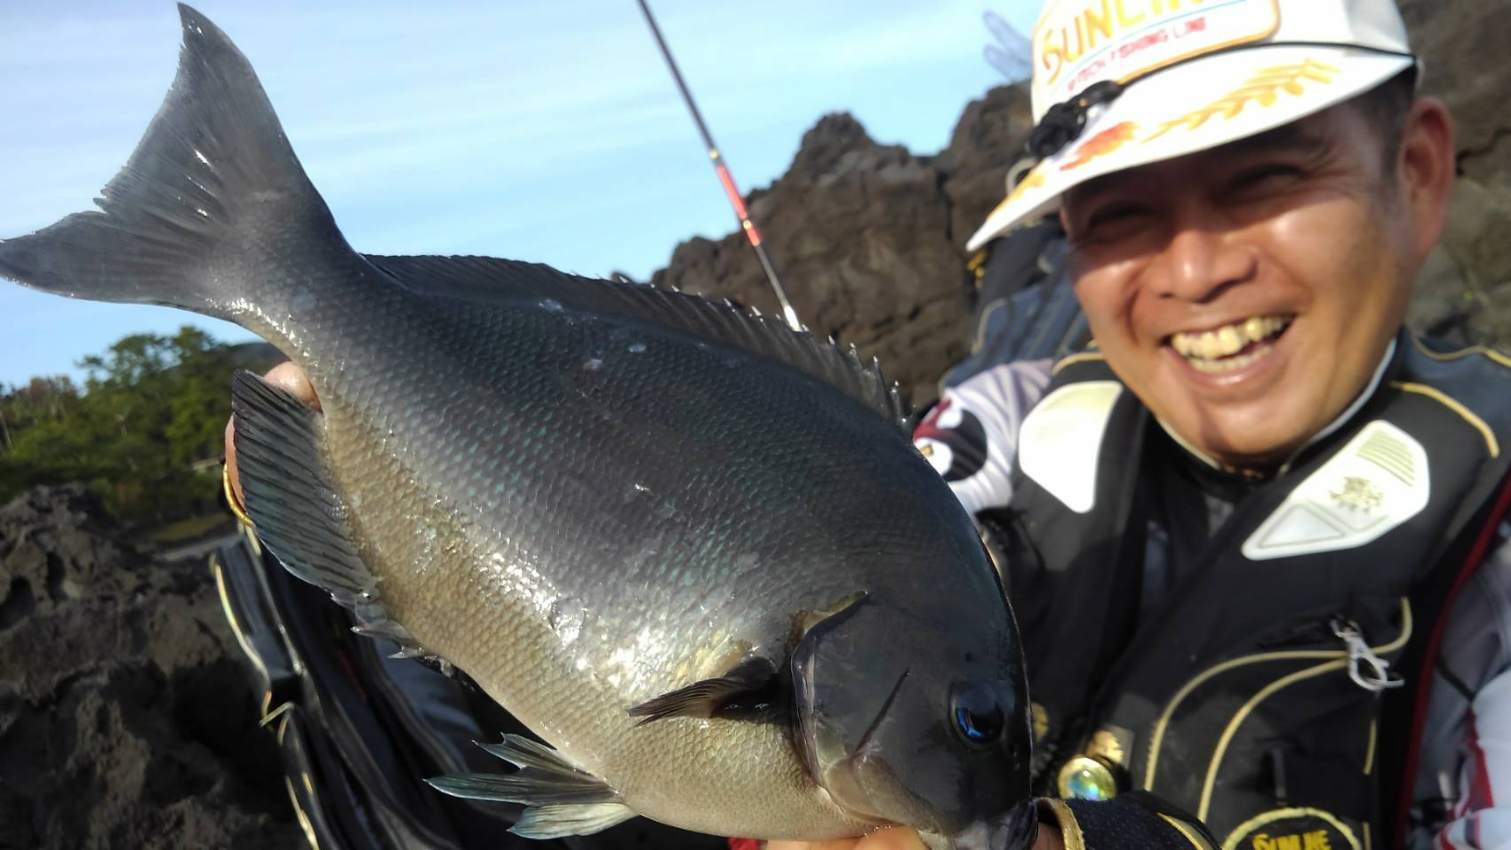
[{"x1": 966, "y1": 45, "x2": 1414, "y2": 251}]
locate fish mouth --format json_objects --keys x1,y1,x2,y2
[
  {"x1": 932, "y1": 799, "x2": 1038, "y2": 850},
  {"x1": 1165, "y1": 314, "x2": 1293, "y2": 374}
]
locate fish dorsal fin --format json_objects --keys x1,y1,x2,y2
[
  {"x1": 364, "y1": 254, "x2": 910, "y2": 430},
  {"x1": 231, "y1": 371, "x2": 430, "y2": 658},
  {"x1": 625, "y1": 656, "x2": 783, "y2": 725}
]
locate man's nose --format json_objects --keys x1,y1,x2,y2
[{"x1": 1149, "y1": 221, "x2": 1256, "y2": 303}]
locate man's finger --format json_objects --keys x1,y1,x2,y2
[
  {"x1": 263, "y1": 361, "x2": 320, "y2": 410},
  {"x1": 224, "y1": 417, "x2": 244, "y2": 510},
  {"x1": 765, "y1": 828, "x2": 928, "y2": 850},
  {"x1": 225, "y1": 361, "x2": 319, "y2": 512}
]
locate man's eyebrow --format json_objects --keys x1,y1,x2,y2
[{"x1": 1216, "y1": 121, "x2": 1332, "y2": 159}]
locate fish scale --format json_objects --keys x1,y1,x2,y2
[{"x1": 0, "y1": 7, "x2": 1034, "y2": 848}]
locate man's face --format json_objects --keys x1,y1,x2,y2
[{"x1": 1061, "y1": 101, "x2": 1440, "y2": 471}]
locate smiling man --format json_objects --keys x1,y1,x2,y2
[{"x1": 872, "y1": 0, "x2": 1511, "y2": 849}]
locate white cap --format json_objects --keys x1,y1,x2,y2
[{"x1": 966, "y1": 0, "x2": 1415, "y2": 251}]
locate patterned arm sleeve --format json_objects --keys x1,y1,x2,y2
[
  {"x1": 1435, "y1": 670, "x2": 1511, "y2": 849},
  {"x1": 1431, "y1": 534, "x2": 1511, "y2": 850},
  {"x1": 913, "y1": 360, "x2": 1053, "y2": 515}
]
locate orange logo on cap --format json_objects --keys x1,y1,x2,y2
[
  {"x1": 1146, "y1": 59, "x2": 1341, "y2": 142},
  {"x1": 1061, "y1": 121, "x2": 1139, "y2": 170}
]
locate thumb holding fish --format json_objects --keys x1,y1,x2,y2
[{"x1": 224, "y1": 361, "x2": 319, "y2": 512}]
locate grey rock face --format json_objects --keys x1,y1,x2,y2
[
  {"x1": 0, "y1": 486, "x2": 297, "y2": 849},
  {"x1": 1401, "y1": 0, "x2": 1511, "y2": 348},
  {"x1": 653, "y1": 113, "x2": 996, "y2": 408}
]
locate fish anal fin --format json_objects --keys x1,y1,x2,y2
[
  {"x1": 627, "y1": 656, "x2": 783, "y2": 725},
  {"x1": 511, "y1": 803, "x2": 638, "y2": 839},
  {"x1": 427, "y1": 735, "x2": 636, "y2": 838}
]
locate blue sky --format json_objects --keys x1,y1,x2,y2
[{"x1": 0, "y1": 1, "x2": 1034, "y2": 387}]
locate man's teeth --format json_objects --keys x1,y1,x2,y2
[{"x1": 1170, "y1": 316, "x2": 1290, "y2": 362}]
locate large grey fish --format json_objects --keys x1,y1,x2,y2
[{"x1": 0, "y1": 7, "x2": 1033, "y2": 848}]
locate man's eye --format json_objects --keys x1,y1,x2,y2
[
  {"x1": 1079, "y1": 202, "x2": 1150, "y2": 237},
  {"x1": 1231, "y1": 164, "x2": 1304, "y2": 192}
]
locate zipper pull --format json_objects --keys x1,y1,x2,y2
[{"x1": 1330, "y1": 618, "x2": 1404, "y2": 692}]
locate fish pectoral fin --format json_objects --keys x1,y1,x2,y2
[
  {"x1": 232, "y1": 372, "x2": 422, "y2": 652},
  {"x1": 426, "y1": 735, "x2": 636, "y2": 838},
  {"x1": 627, "y1": 656, "x2": 784, "y2": 725}
]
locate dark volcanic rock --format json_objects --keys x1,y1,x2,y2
[
  {"x1": 935, "y1": 85, "x2": 1035, "y2": 254},
  {"x1": 1399, "y1": 0, "x2": 1511, "y2": 348},
  {"x1": 0, "y1": 486, "x2": 296, "y2": 849},
  {"x1": 653, "y1": 110, "x2": 1035, "y2": 407}
]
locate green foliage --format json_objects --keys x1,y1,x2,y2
[{"x1": 0, "y1": 328, "x2": 278, "y2": 528}]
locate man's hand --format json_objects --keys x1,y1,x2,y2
[
  {"x1": 767, "y1": 828, "x2": 927, "y2": 850},
  {"x1": 224, "y1": 361, "x2": 318, "y2": 509},
  {"x1": 764, "y1": 819, "x2": 1061, "y2": 850}
]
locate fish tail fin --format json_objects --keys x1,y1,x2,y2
[{"x1": 0, "y1": 4, "x2": 345, "y2": 321}]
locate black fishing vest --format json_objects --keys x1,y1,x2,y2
[{"x1": 988, "y1": 334, "x2": 1511, "y2": 850}]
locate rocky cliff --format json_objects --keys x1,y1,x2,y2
[{"x1": 0, "y1": 487, "x2": 296, "y2": 849}]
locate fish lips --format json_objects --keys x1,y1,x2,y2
[{"x1": 925, "y1": 799, "x2": 1038, "y2": 850}]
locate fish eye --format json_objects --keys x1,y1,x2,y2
[{"x1": 950, "y1": 682, "x2": 1004, "y2": 747}]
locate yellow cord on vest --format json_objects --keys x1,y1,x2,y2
[{"x1": 223, "y1": 462, "x2": 254, "y2": 527}]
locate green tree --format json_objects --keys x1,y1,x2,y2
[{"x1": 0, "y1": 327, "x2": 274, "y2": 528}]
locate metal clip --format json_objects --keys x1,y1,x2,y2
[{"x1": 1331, "y1": 618, "x2": 1404, "y2": 692}]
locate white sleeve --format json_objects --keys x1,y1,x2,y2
[{"x1": 912, "y1": 359, "x2": 1053, "y2": 515}]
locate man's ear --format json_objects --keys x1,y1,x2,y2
[{"x1": 1396, "y1": 97, "x2": 1456, "y2": 265}]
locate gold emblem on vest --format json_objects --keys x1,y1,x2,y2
[
  {"x1": 1249, "y1": 830, "x2": 1335, "y2": 850},
  {"x1": 1221, "y1": 807, "x2": 1362, "y2": 850},
  {"x1": 1328, "y1": 476, "x2": 1383, "y2": 513}
]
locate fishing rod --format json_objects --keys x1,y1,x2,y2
[{"x1": 634, "y1": 0, "x2": 804, "y2": 332}]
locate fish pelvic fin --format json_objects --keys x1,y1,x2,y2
[
  {"x1": 0, "y1": 5, "x2": 347, "y2": 322},
  {"x1": 426, "y1": 735, "x2": 637, "y2": 838},
  {"x1": 230, "y1": 372, "x2": 404, "y2": 632}
]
